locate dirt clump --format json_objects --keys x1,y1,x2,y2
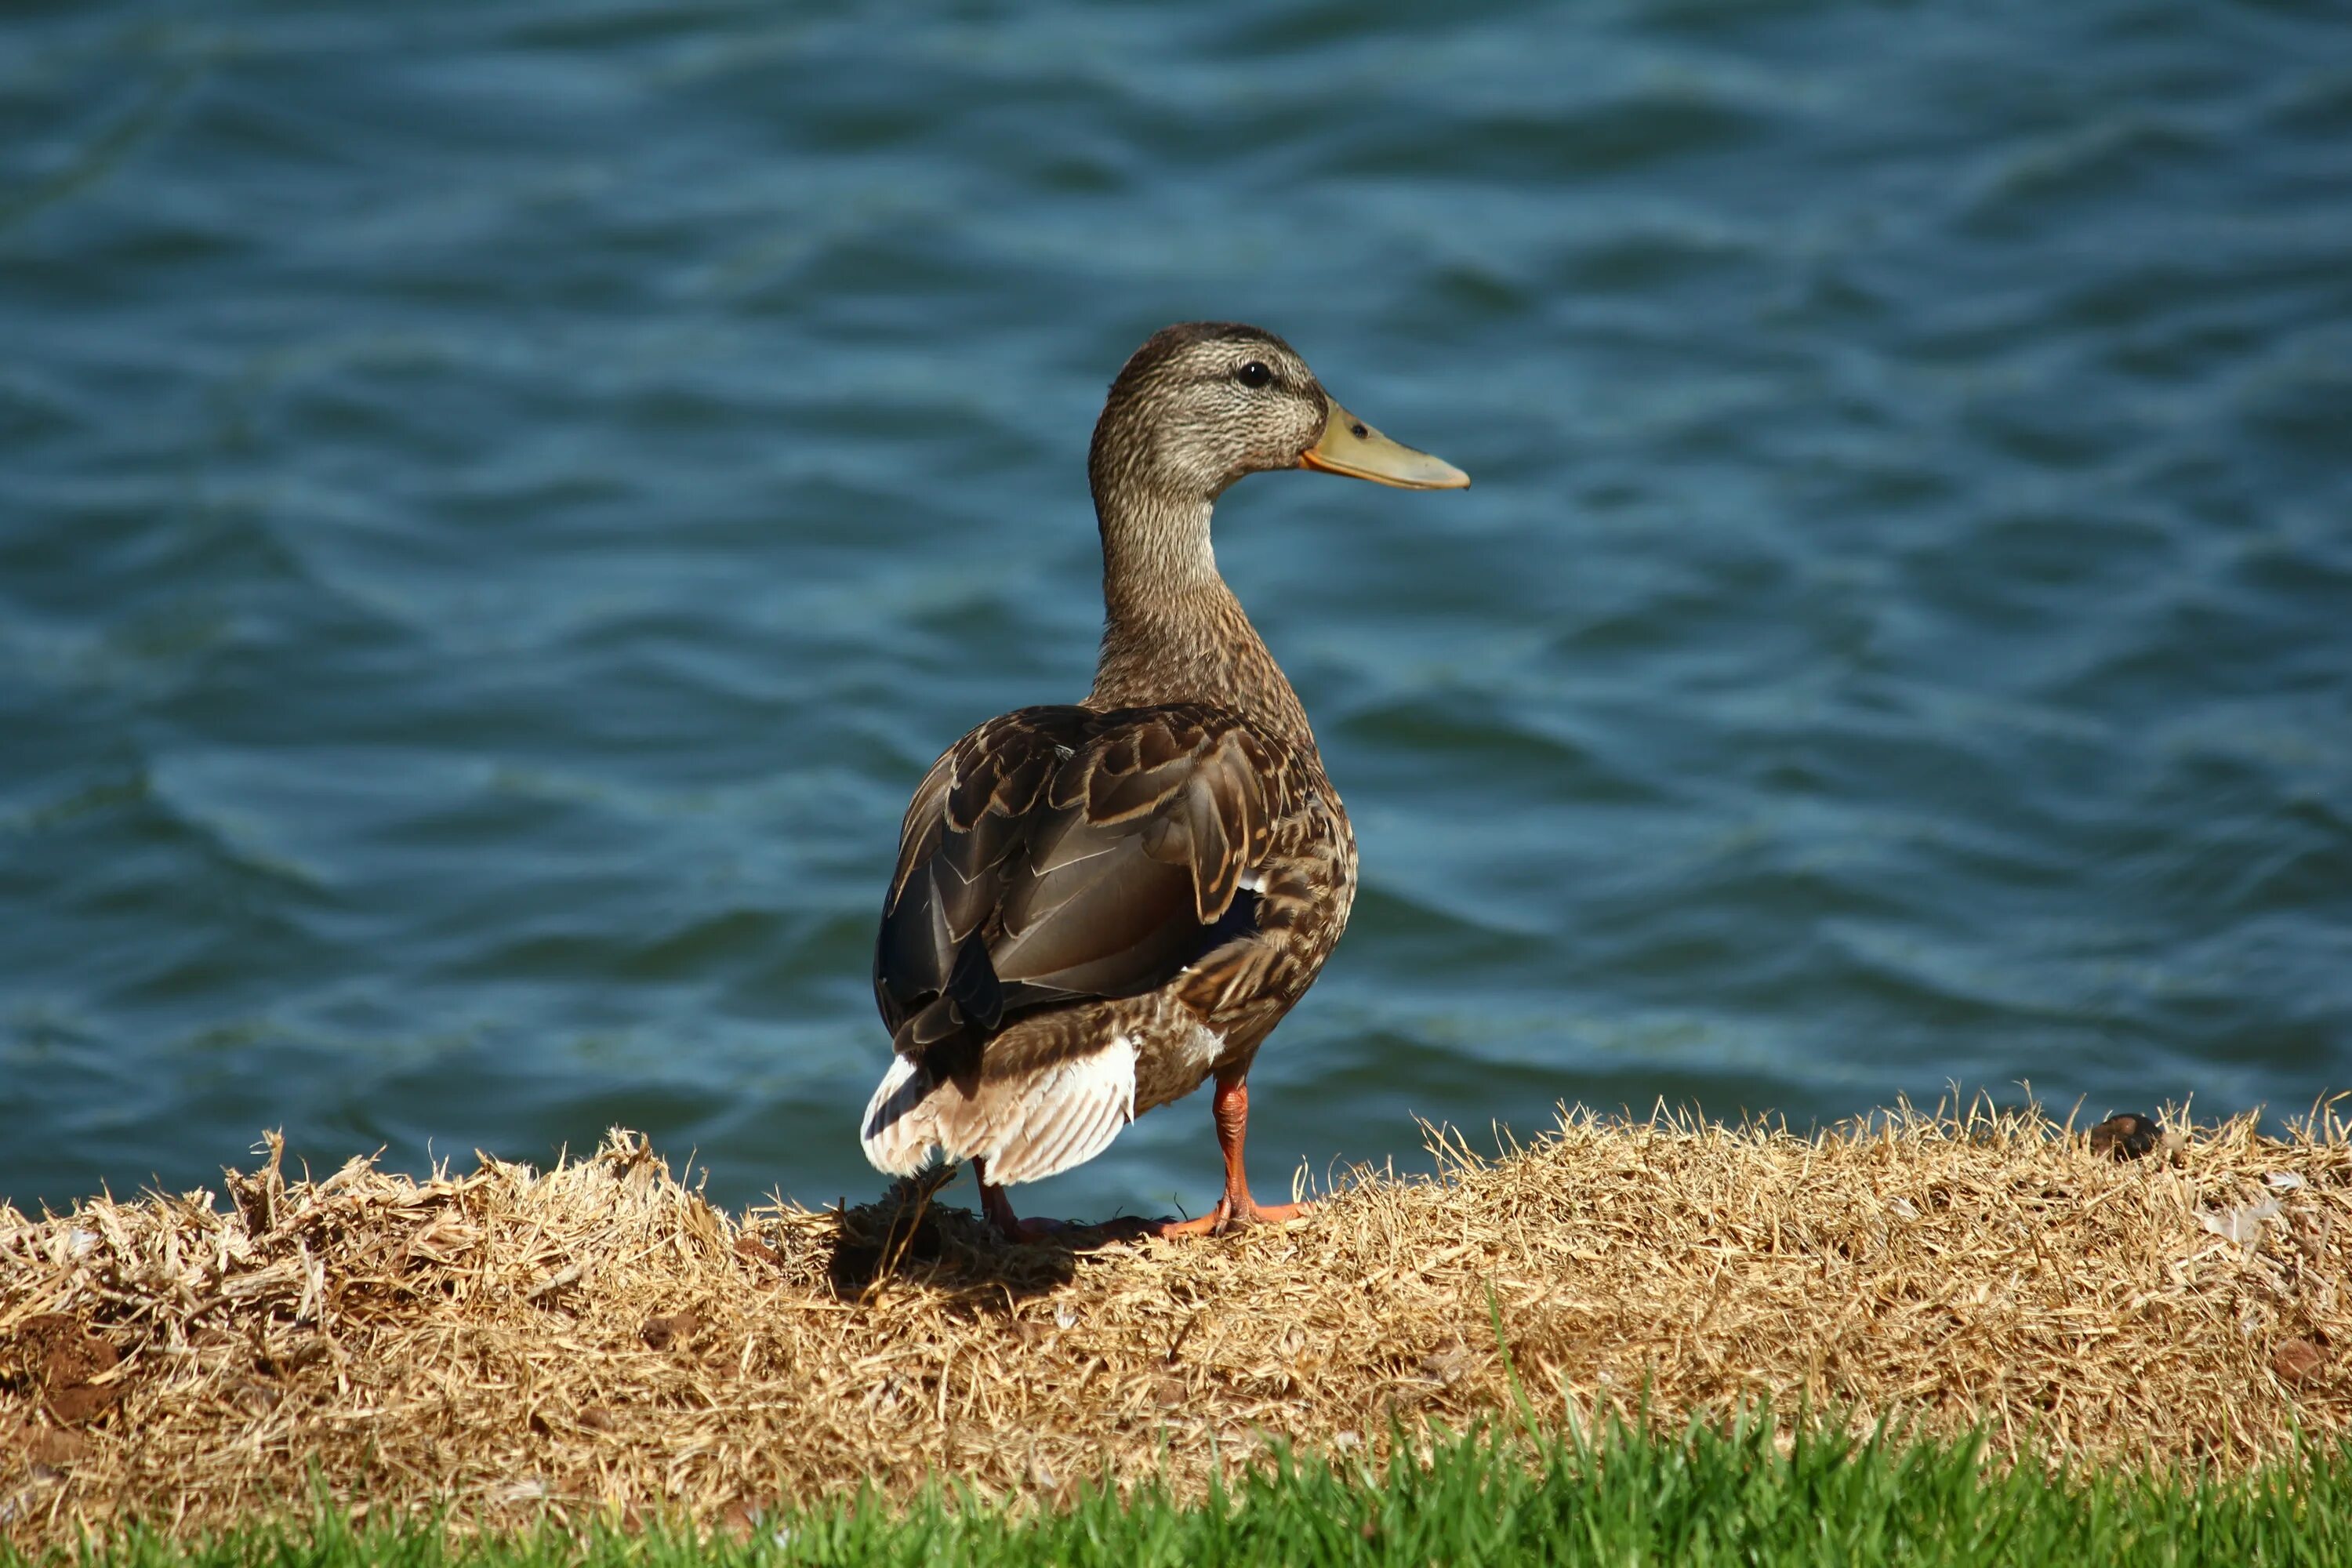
[{"x1": 1, "y1": 1314, "x2": 125, "y2": 1428}]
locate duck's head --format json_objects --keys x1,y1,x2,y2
[{"x1": 1088, "y1": 321, "x2": 1469, "y2": 513}]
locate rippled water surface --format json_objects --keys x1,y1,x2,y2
[{"x1": 5, "y1": 1, "x2": 2350, "y2": 1217}]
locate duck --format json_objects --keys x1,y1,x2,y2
[{"x1": 861, "y1": 321, "x2": 1468, "y2": 1240}]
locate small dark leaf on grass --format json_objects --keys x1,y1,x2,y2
[
  {"x1": 641, "y1": 1311, "x2": 703, "y2": 1352},
  {"x1": 2274, "y1": 1338, "x2": 2328, "y2": 1388},
  {"x1": 1419, "y1": 1340, "x2": 1477, "y2": 1387},
  {"x1": 734, "y1": 1235, "x2": 784, "y2": 1269},
  {"x1": 2089, "y1": 1113, "x2": 2161, "y2": 1160}
]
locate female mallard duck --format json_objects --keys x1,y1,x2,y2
[{"x1": 862, "y1": 321, "x2": 1468, "y2": 1240}]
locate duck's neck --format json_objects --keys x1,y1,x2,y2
[{"x1": 1085, "y1": 488, "x2": 1315, "y2": 746}]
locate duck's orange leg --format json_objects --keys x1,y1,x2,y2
[{"x1": 1156, "y1": 1068, "x2": 1312, "y2": 1237}]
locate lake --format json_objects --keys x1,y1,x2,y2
[{"x1": 4, "y1": 0, "x2": 2348, "y2": 1221}]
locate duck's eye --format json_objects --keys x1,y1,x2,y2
[{"x1": 1235, "y1": 361, "x2": 1273, "y2": 390}]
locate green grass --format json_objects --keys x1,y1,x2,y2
[{"x1": 15, "y1": 1416, "x2": 2349, "y2": 1568}]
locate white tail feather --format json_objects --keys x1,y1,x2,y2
[
  {"x1": 859, "y1": 1054, "x2": 935, "y2": 1175},
  {"x1": 857, "y1": 1037, "x2": 1137, "y2": 1186}
]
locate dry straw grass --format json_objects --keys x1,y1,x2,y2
[{"x1": 2, "y1": 1099, "x2": 2347, "y2": 1542}]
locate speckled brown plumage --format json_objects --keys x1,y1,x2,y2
[{"x1": 861, "y1": 322, "x2": 1465, "y2": 1238}]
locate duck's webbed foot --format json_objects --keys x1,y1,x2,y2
[
  {"x1": 1150, "y1": 1069, "x2": 1315, "y2": 1239},
  {"x1": 1152, "y1": 1194, "x2": 1315, "y2": 1238}
]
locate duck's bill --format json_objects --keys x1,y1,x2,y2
[{"x1": 1298, "y1": 399, "x2": 1470, "y2": 490}]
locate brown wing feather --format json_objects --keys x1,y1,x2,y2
[{"x1": 873, "y1": 704, "x2": 1281, "y2": 1069}]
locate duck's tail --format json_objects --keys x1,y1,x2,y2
[{"x1": 858, "y1": 1029, "x2": 1138, "y2": 1187}]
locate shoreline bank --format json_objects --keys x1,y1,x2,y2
[{"x1": 3, "y1": 1104, "x2": 2346, "y2": 1541}]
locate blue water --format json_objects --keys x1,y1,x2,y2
[{"x1": 4, "y1": 0, "x2": 2349, "y2": 1221}]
